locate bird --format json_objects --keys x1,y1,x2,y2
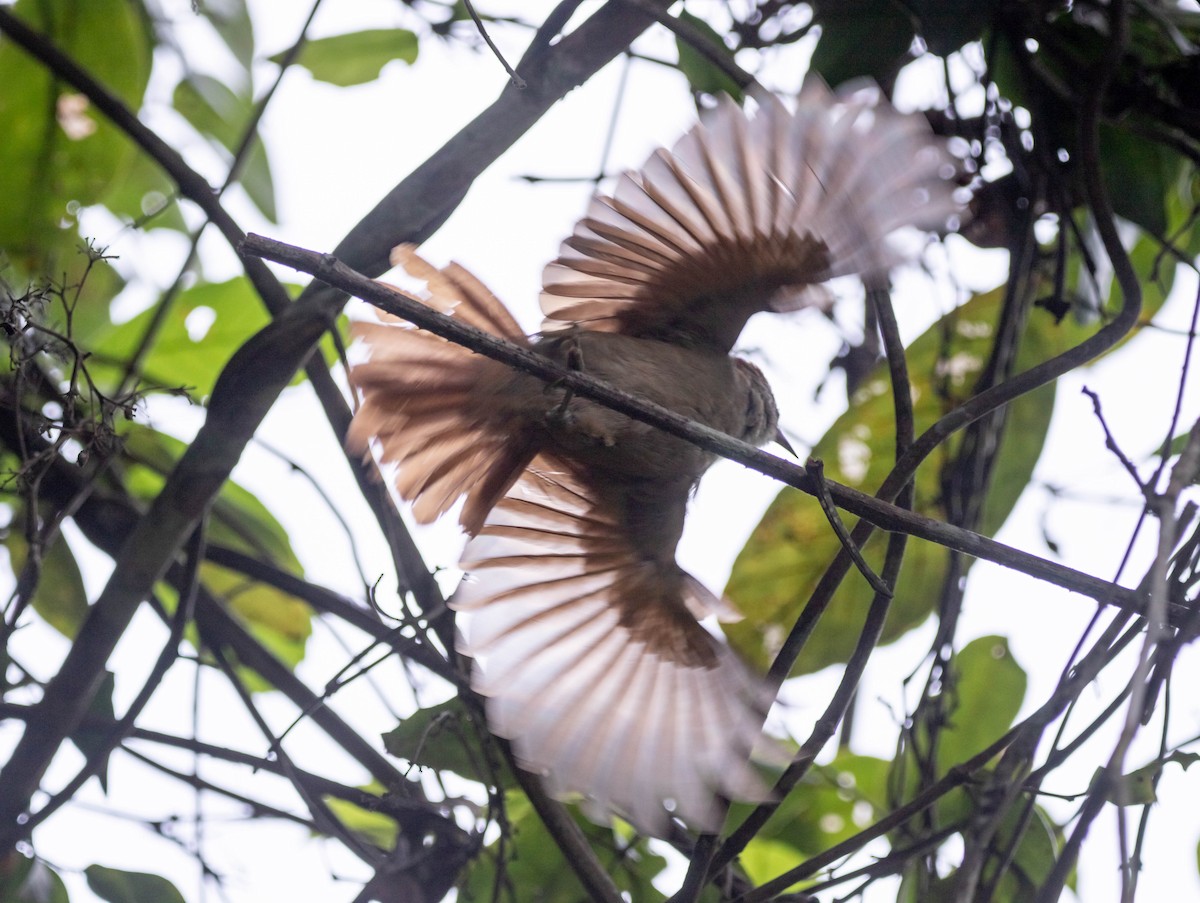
[{"x1": 347, "y1": 81, "x2": 960, "y2": 836}]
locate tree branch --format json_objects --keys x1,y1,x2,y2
[
  {"x1": 0, "y1": 14, "x2": 671, "y2": 893},
  {"x1": 241, "y1": 233, "x2": 1171, "y2": 625}
]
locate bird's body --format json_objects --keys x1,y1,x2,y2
[
  {"x1": 537, "y1": 330, "x2": 775, "y2": 481},
  {"x1": 348, "y1": 84, "x2": 961, "y2": 835}
]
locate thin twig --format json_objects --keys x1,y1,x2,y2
[
  {"x1": 620, "y1": 0, "x2": 760, "y2": 93},
  {"x1": 1082, "y1": 385, "x2": 1146, "y2": 491},
  {"x1": 464, "y1": 0, "x2": 526, "y2": 87},
  {"x1": 805, "y1": 457, "x2": 892, "y2": 597}
]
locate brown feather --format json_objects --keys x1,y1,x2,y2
[
  {"x1": 348, "y1": 86, "x2": 964, "y2": 835},
  {"x1": 454, "y1": 455, "x2": 772, "y2": 834},
  {"x1": 540, "y1": 83, "x2": 961, "y2": 350},
  {"x1": 347, "y1": 250, "x2": 536, "y2": 532}
]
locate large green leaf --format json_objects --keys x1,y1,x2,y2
[
  {"x1": 173, "y1": 75, "x2": 277, "y2": 222},
  {"x1": 0, "y1": 853, "x2": 69, "y2": 903},
  {"x1": 382, "y1": 698, "x2": 512, "y2": 788},
  {"x1": 174, "y1": 75, "x2": 245, "y2": 151},
  {"x1": 1099, "y1": 124, "x2": 1189, "y2": 237},
  {"x1": 3, "y1": 519, "x2": 88, "y2": 638},
  {"x1": 94, "y1": 149, "x2": 187, "y2": 235},
  {"x1": 322, "y1": 783, "x2": 400, "y2": 850},
  {"x1": 276, "y1": 29, "x2": 419, "y2": 87},
  {"x1": 20, "y1": 249, "x2": 126, "y2": 351},
  {"x1": 896, "y1": 801, "x2": 1061, "y2": 903},
  {"x1": 92, "y1": 277, "x2": 273, "y2": 401},
  {"x1": 85, "y1": 865, "x2": 185, "y2": 903},
  {"x1": 725, "y1": 283, "x2": 1086, "y2": 675},
  {"x1": 118, "y1": 422, "x2": 312, "y2": 674},
  {"x1": 935, "y1": 635, "x2": 1027, "y2": 773},
  {"x1": 736, "y1": 751, "x2": 890, "y2": 886},
  {"x1": 1000, "y1": 805, "x2": 1061, "y2": 898},
  {"x1": 810, "y1": 0, "x2": 914, "y2": 86},
  {"x1": 674, "y1": 12, "x2": 744, "y2": 102},
  {"x1": 1109, "y1": 751, "x2": 1200, "y2": 806},
  {"x1": 0, "y1": 0, "x2": 151, "y2": 270},
  {"x1": 196, "y1": 0, "x2": 255, "y2": 71},
  {"x1": 458, "y1": 790, "x2": 667, "y2": 903}
]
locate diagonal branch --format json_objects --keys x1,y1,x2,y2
[{"x1": 241, "y1": 234, "x2": 1170, "y2": 626}]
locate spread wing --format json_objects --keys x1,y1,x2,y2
[
  {"x1": 453, "y1": 455, "x2": 773, "y2": 835},
  {"x1": 540, "y1": 80, "x2": 961, "y2": 350}
]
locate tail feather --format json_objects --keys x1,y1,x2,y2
[{"x1": 348, "y1": 247, "x2": 534, "y2": 534}]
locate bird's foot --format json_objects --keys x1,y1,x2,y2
[{"x1": 545, "y1": 335, "x2": 586, "y2": 424}]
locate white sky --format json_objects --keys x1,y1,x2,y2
[{"x1": 6, "y1": 1, "x2": 1200, "y2": 901}]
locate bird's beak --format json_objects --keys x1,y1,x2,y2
[{"x1": 773, "y1": 427, "x2": 797, "y2": 457}]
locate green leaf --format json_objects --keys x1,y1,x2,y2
[
  {"x1": 383, "y1": 699, "x2": 512, "y2": 787},
  {"x1": 726, "y1": 284, "x2": 1078, "y2": 675},
  {"x1": 1153, "y1": 429, "x2": 1197, "y2": 466},
  {"x1": 899, "y1": 799, "x2": 1061, "y2": 900},
  {"x1": 936, "y1": 636, "x2": 1027, "y2": 773},
  {"x1": 0, "y1": 0, "x2": 151, "y2": 272},
  {"x1": 1003, "y1": 805, "x2": 1061, "y2": 894},
  {"x1": 810, "y1": 0, "x2": 914, "y2": 86},
  {"x1": 85, "y1": 865, "x2": 185, "y2": 903},
  {"x1": 118, "y1": 422, "x2": 312, "y2": 679},
  {"x1": 1109, "y1": 762, "x2": 1160, "y2": 806},
  {"x1": 239, "y1": 139, "x2": 277, "y2": 223},
  {"x1": 1110, "y1": 232, "x2": 1177, "y2": 340},
  {"x1": 3, "y1": 524, "x2": 89, "y2": 638},
  {"x1": 322, "y1": 783, "x2": 399, "y2": 850},
  {"x1": 68, "y1": 671, "x2": 117, "y2": 793},
  {"x1": 1109, "y1": 751, "x2": 1200, "y2": 806},
  {"x1": 278, "y1": 29, "x2": 419, "y2": 87},
  {"x1": 0, "y1": 853, "x2": 70, "y2": 903},
  {"x1": 173, "y1": 75, "x2": 277, "y2": 222},
  {"x1": 95, "y1": 151, "x2": 187, "y2": 234},
  {"x1": 738, "y1": 837, "x2": 807, "y2": 895},
  {"x1": 197, "y1": 0, "x2": 255, "y2": 71},
  {"x1": 1099, "y1": 124, "x2": 1187, "y2": 236},
  {"x1": 458, "y1": 790, "x2": 667, "y2": 902},
  {"x1": 735, "y1": 751, "x2": 891, "y2": 872},
  {"x1": 32, "y1": 250, "x2": 125, "y2": 349},
  {"x1": 92, "y1": 277, "x2": 273, "y2": 400},
  {"x1": 174, "y1": 74, "x2": 245, "y2": 151},
  {"x1": 674, "y1": 12, "x2": 744, "y2": 102}
]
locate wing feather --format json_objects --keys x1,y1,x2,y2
[
  {"x1": 452, "y1": 455, "x2": 774, "y2": 835},
  {"x1": 540, "y1": 81, "x2": 963, "y2": 348}
]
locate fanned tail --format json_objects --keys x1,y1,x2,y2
[{"x1": 348, "y1": 246, "x2": 535, "y2": 534}]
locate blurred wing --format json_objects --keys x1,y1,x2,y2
[
  {"x1": 348, "y1": 246, "x2": 535, "y2": 534},
  {"x1": 454, "y1": 455, "x2": 773, "y2": 835},
  {"x1": 540, "y1": 81, "x2": 962, "y2": 349}
]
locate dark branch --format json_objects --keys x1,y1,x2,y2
[{"x1": 241, "y1": 233, "x2": 1168, "y2": 625}]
